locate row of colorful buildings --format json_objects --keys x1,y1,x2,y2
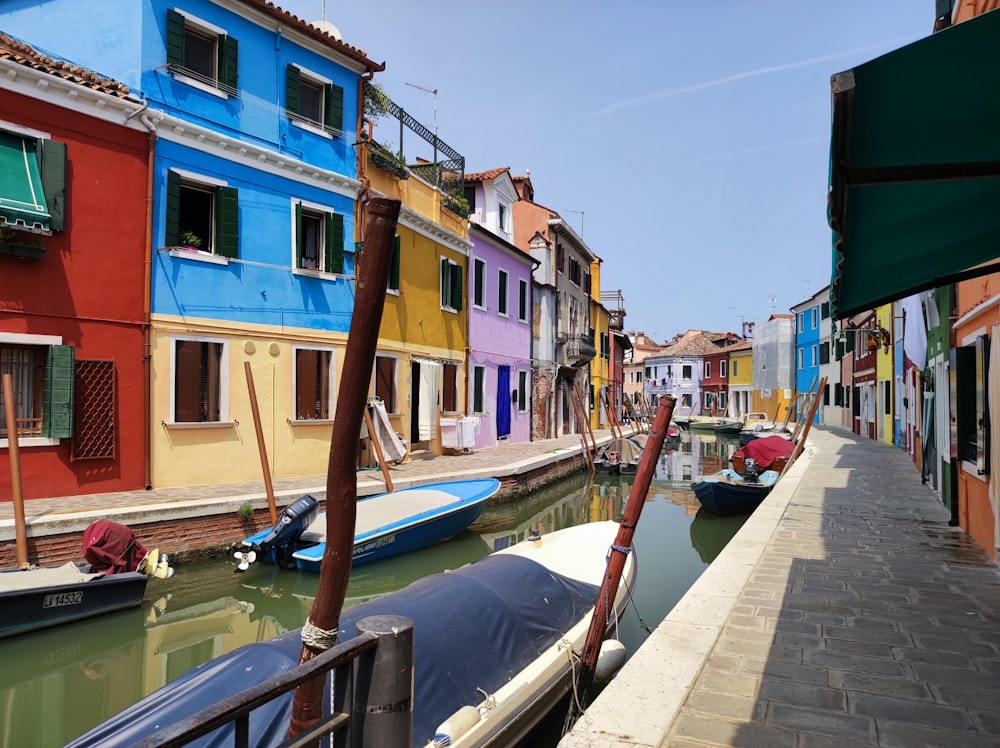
[{"x1": 0, "y1": 0, "x2": 631, "y2": 503}]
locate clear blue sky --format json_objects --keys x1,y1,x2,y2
[{"x1": 284, "y1": 1, "x2": 932, "y2": 342}]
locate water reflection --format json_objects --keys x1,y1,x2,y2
[{"x1": 0, "y1": 431, "x2": 743, "y2": 747}]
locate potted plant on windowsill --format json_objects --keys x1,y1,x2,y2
[
  {"x1": 178, "y1": 230, "x2": 202, "y2": 251},
  {"x1": 0, "y1": 224, "x2": 46, "y2": 259}
]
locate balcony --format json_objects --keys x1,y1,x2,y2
[{"x1": 560, "y1": 334, "x2": 596, "y2": 367}]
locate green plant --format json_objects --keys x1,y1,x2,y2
[
  {"x1": 363, "y1": 80, "x2": 393, "y2": 122},
  {"x1": 179, "y1": 230, "x2": 202, "y2": 248},
  {"x1": 237, "y1": 502, "x2": 254, "y2": 523}
]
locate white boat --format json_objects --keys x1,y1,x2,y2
[{"x1": 67, "y1": 520, "x2": 637, "y2": 748}]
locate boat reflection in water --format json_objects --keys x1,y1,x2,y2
[
  {"x1": 688, "y1": 509, "x2": 749, "y2": 563},
  {"x1": 655, "y1": 428, "x2": 741, "y2": 485},
  {"x1": 0, "y1": 464, "x2": 747, "y2": 746}
]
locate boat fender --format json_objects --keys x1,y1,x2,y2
[
  {"x1": 431, "y1": 705, "x2": 481, "y2": 746},
  {"x1": 594, "y1": 639, "x2": 627, "y2": 683}
]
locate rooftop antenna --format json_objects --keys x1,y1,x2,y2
[
  {"x1": 405, "y1": 81, "x2": 438, "y2": 184},
  {"x1": 768, "y1": 293, "x2": 777, "y2": 309},
  {"x1": 564, "y1": 209, "x2": 584, "y2": 235}
]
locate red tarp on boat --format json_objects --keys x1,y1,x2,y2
[
  {"x1": 83, "y1": 520, "x2": 147, "y2": 575},
  {"x1": 734, "y1": 435, "x2": 794, "y2": 470}
]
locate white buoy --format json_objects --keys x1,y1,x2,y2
[
  {"x1": 594, "y1": 639, "x2": 627, "y2": 683},
  {"x1": 432, "y1": 705, "x2": 480, "y2": 746}
]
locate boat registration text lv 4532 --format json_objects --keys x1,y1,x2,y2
[{"x1": 43, "y1": 591, "x2": 83, "y2": 608}]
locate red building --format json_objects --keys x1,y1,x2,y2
[
  {"x1": 0, "y1": 35, "x2": 151, "y2": 501},
  {"x1": 702, "y1": 334, "x2": 741, "y2": 416}
]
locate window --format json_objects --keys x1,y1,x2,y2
[
  {"x1": 388, "y1": 236, "x2": 401, "y2": 292},
  {"x1": 285, "y1": 64, "x2": 344, "y2": 135},
  {"x1": 682, "y1": 364, "x2": 692, "y2": 380},
  {"x1": 703, "y1": 392, "x2": 713, "y2": 410},
  {"x1": 568, "y1": 257, "x2": 581, "y2": 286},
  {"x1": 797, "y1": 313, "x2": 804, "y2": 332},
  {"x1": 797, "y1": 348, "x2": 804, "y2": 369},
  {"x1": 811, "y1": 308, "x2": 818, "y2": 329},
  {"x1": 821, "y1": 302, "x2": 830, "y2": 319},
  {"x1": 704, "y1": 361, "x2": 711, "y2": 379},
  {"x1": 497, "y1": 269, "x2": 509, "y2": 316},
  {"x1": 375, "y1": 355, "x2": 396, "y2": 413},
  {"x1": 294, "y1": 201, "x2": 344, "y2": 273},
  {"x1": 720, "y1": 360, "x2": 727, "y2": 378},
  {"x1": 472, "y1": 365, "x2": 485, "y2": 413},
  {"x1": 442, "y1": 362, "x2": 458, "y2": 412},
  {"x1": 718, "y1": 392, "x2": 727, "y2": 411},
  {"x1": 953, "y1": 336, "x2": 990, "y2": 472},
  {"x1": 166, "y1": 9, "x2": 238, "y2": 95},
  {"x1": 820, "y1": 342, "x2": 830, "y2": 365},
  {"x1": 463, "y1": 186, "x2": 476, "y2": 214},
  {"x1": 0, "y1": 334, "x2": 73, "y2": 444},
  {"x1": 0, "y1": 128, "x2": 66, "y2": 245},
  {"x1": 732, "y1": 360, "x2": 738, "y2": 377},
  {"x1": 518, "y1": 278, "x2": 528, "y2": 322},
  {"x1": 473, "y1": 258, "x2": 486, "y2": 308},
  {"x1": 172, "y1": 337, "x2": 227, "y2": 423},
  {"x1": 811, "y1": 345, "x2": 818, "y2": 367},
  {"x1": 293, "y1": 347, "x2": 334, "y2": 420},
  {"x1": 165, "y1": 170, "x2": 239, "y2": 258},
  {"x1": 883, "y1": 380, "x2": 891, "y2": 416},
  {"x1": 517, "y1": 370, "x2": 527, "y2": 412},
  {"x1": 497, "y1": 203, "x2": 507, "y2": 232},
  {"x1": 440, "y1": 257, "x2": 463, "y2": 311},
  {"x1": 556, "y1": 242, "x2": 564, "y2": 273}
]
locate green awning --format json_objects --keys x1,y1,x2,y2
[
  {"x1": 829, "y1": 9, "x2": 1000, "y2": 320},
  {"x1": 0, "y1": 131, "x2": 51, "y2": 233}
]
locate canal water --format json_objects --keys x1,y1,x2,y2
[{"x1": 0, "y1": 431, "x2": 745, "y2": 747}]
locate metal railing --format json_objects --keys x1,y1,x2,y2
[{"x1": 132, "y1": 615, "x2": 414, "y2": 748}]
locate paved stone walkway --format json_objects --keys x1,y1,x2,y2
[{"x1": 561, "y1": 426, "x2": 1000, "y2": 747}]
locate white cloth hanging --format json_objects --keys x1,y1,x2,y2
[
  {"x1": 418, "y1": 361, "x2": 441, "y2": 441},
  {"x1": 439, "y1": 417, "x2": 459, "y2": 449},
  {"x1": 370, "y1": 400, "x2": 407, "y2": 463}
]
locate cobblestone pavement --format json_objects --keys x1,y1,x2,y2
[{"x1": 561, "y1": 426, "x2": 1000, "y2": 747}]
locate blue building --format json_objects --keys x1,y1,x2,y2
[
  {"x1": 2, "y1": 1, "x2": 384, "y2": 487},
  {"x1": 790, "y1": 289, "x2": 826, "y2": 423}
]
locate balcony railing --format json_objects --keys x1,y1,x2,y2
[{"x1": 560, "y1": 334, "x2": 596, "y2": 366}]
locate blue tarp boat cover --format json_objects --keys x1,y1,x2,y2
[{"x1": 68, "y1": 554, "x2": 599, "y2": 748}]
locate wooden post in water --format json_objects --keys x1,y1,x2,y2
[
  {"x1": 244, "y1": 361, "x2": 278, "y2": 525},
  {"x1": 288, "y1": 197, "x2": 401, "y2": 740},
  {"x1": 363, "y1": 406, "x2": 394, "y2": 492},
  {"x1": 564, "y1": 395, "x2": 676, "y2": 733},
  {"x1": 2, "y1": 374, "x2": 29, "y2": 568},
  {"x1": 573, "y1": 383, "x2": 599, "y2": 454}
]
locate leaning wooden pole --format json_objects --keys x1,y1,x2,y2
[
  {"x1": 782, "y1": 376, "x2": 826, "y2": 478},
  {"x1": 288, "y1": 197, "x2": 401, "y2": 738},
  {"x1": 2, "y1": 374, "x2": 29, "y2": 568},
  {"x1": 573, "y1": 383, "x2": 599, "y2": 453},
  {"x1": 564, "y1": 395, "x2": 676, "y2": 732},
  {"x1": 244, "y1": 361, "x2": 278, "y2": 525},
  {"x1": 363, "y1": 406, "x2": 394, "y2": 492}
]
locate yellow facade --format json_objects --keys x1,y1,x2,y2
[
  {"x1": 589, "y1": 259, "x2": 609, "y2": 430},
  {"x1": 876, "y1": 303, "x2": 894, "y2": 444},
  {"x1": 149, "y1": 316, "x2": 346, "y2": 488},
  {"x1": 366, "y1": 157, "x2": 469, "y2": 454},
  {"x1": 728, "y1": 349, "x2": 753, "y2": 386}
]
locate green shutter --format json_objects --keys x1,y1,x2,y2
[
  {"x1": 325, "y1": 82, "x2": 344, "y2": 133},
  {"x1": 294, "y1": 201, "x2": 304, "y2": 267},
  {"x1": 215, "y1": 186, "x2": 239, "y2": 258},
  {"x1": 389, "y1": 235, "x2": 400, "y2": 290},
  {"x1": 441, "y1": 258, "x2": 449, "y2": 306},
  {"x1": 166, "y1": 8, "x2": 185, "y2": 68},
  {"x1": 325, "y1": 212, "x2": 344, "y2": 274},
  {"x1": 40, "y1": 139, "x2": 67, "y2": 232},
  {"x1": 451, "y1": 263, "x2": 463, "y2": 311},
  {"x1": 42, "y1": 345, "x2": 74, "y2": 439},
  {"x1": 219, "y1": 34, "x2": 238, "y2": 92},
  {"x1": 165, "y1": 170, "x2": 181, "y2": 247},
  {"x1": 286, "y1": 64, "x2": 300, "y2": 116}
]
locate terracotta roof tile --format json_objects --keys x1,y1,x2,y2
[
  {"x1": 0, "y1": 33, "x2": 135, "y2": 99},
  {"x1": 465, "y1": 167, "x2": 511, "y2": 182}
]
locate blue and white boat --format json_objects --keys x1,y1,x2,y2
[
  {"x1": 690, "y1": 467, "x2": 779, "y2": 515},
  {"x1": 241, "y1": 478, "x2": 500, "y2": 573}
]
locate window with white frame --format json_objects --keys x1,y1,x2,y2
[
  {"x1": 285, "y1": 64, "x2": 344, "y2": 135},
  {"x1": 166, "y1": 9, "x2": 238, "y2": 95},
  {"x1": 811, "y1": 344, "x2": 818, "y2": 367},
  {"x1": 473, "y1": 257, "x2": 486, "y2": 309},
  {"x1": 497, "y1": 268, "x2": 509, "y2": 316},
  {"x1": 517, "y1": 370, "x2": 527, "y2": 412},
  {"x1": 442, "y1": 362, "x2": 458, "y2": 412},
  {"x1": 797, "y1": 313, "x2": 804, "y2": 332},
  {"x1": 472, "y1": 365, "x2": 485, "y2": 413},
  {"x1": 294, "y1": 200, "x2": 344, "y2": 274},
  {"x1": 293, "y1": 346, "x2": 335, "y2": 420},
  {"x1": 518, "y1": 278, "x2": 528, "y2": 322},
  {"x1": 440, "y1": 257, "x2": 463, "y2": 311},
  {"x1": 811, "y1": 308, "x2": 818, "y2": 329},
  {"x1": 497, "y1": 202, "x2": 508, "y2": 233},
  {"x1": 797, "y1": 348, "x2": 804, "y2": 369},
  {"x1": 720, "y1": 359, "x2": 728, "y2": 378},
  {"x1": 171, "y1": 336, "x2": 228, "y2": 423},
  {"x1": 0, "y1": 333, "x2": 72, "y2": 445},
  {"x1": 165, "y1": 169, "x2": 239, "y2": 258},
  {"x1": 732, "y1": 359, "x2": 739, "y2": 377},
  {"x1": 704, "y1": 361, "x2": 711, "y2": 379}
]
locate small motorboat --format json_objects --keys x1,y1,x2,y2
[
  {"x1": 690, "y1": 464, "x2": 780, "y2": 515},
  {"x1": 594, "y1": 437, "x2": 642, "y2": 474},
  {"x1": 239, "y1": 478, "x2": 499, "y2": 573},
  {"x1": 1, "y1": 520, "x2": 171, "y2": 640},
  {"x1": 67, "y1": 520, "x2": 637, "y2": 748}
]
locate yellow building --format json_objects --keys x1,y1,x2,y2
[
  {"x1": 875, "y1": 303, "x2": 894, "y2": 444},
  {"x1": 589, "y1": 258, "x2": 610, "y2": 430},
  {"x1": 726, "y1": 340, "x2": 754, "y2": 415},
  {"x1": 365, "y1": 155, "x2": 470, "y2": 457}
]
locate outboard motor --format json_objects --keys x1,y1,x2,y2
[
  {"x1": 743, "y1": 458, "x2": 762, "y2": 484},
  {"x1": 237, "y1": 495, "x2": 320, "y2": 571}
]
